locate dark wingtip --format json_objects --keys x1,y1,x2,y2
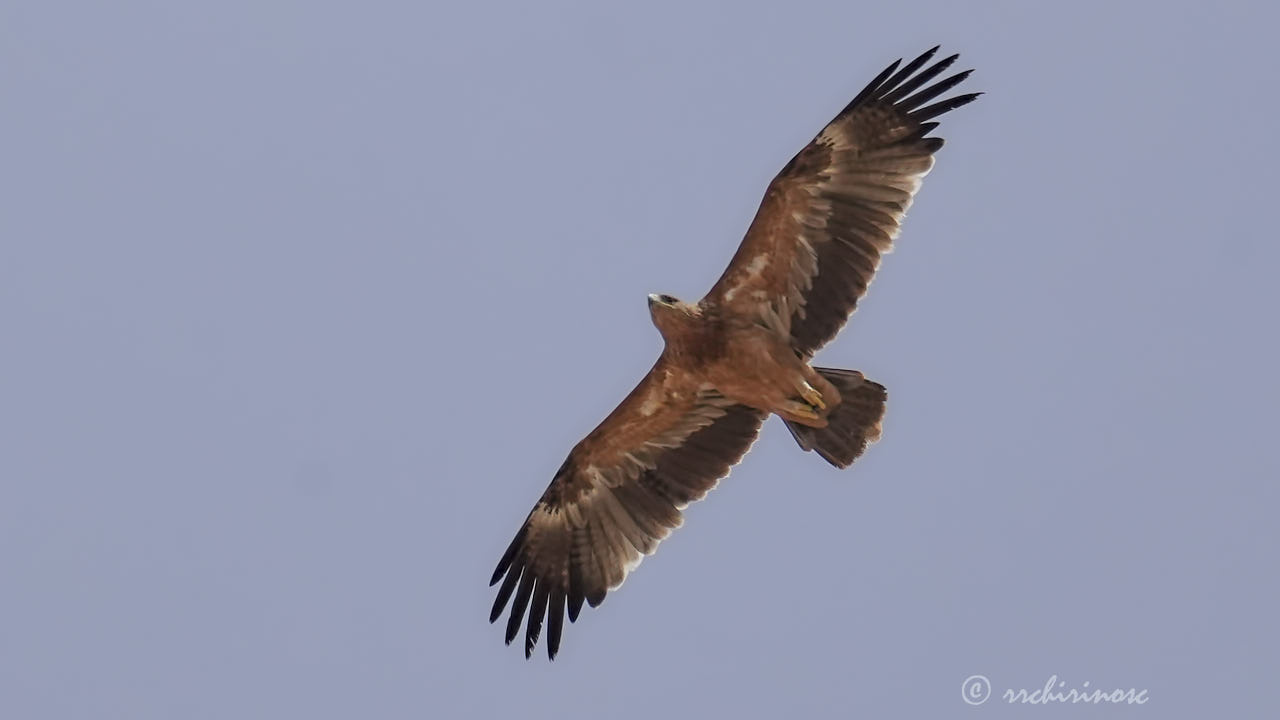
[
  {"x1": 524, "y1": 583, "x2": 549, "y2": 660},
  {"x1": 504, "y1": 572, "x2": 534, "y2": 645},
  {"x1": 881, "y1": 52, "x2": 959, "y2": 106},
  {"x1": 844, "y1": 57, "x2": 902, "y2": 111},
  {"x1": 898, "y1": 68, "x2": 974, "y2": 113},
  {"x1": 490, "y1": 525, "x2": 526, "y2": 586},
  {"x1": 489, "y1": 564, "x2": 522, "y2": 623},
  {"x1": 911, "y1": 91, "x2": 983, "y2": 122},
  {"x1": 547, "y1": 589, "x2": 565, "y2": 659}
]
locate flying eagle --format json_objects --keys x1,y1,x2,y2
[{"x1": 490, "y1": 47, "x2": 979, "y2": 659}]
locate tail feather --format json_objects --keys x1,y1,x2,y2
[{"x1": 784, "y1": 367, "x2": 886, "y2": 469}]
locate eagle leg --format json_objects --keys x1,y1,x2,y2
[
  {"x1": 780, "y1": 399, "x2": 825, "y2": 426},
  {"x1": 798, "y1": 381, "x2": 827, "y2": 410}
]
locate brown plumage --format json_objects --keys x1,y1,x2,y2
[{"x1": 490, "y1": 47, "x2": 979, "y2": 659}]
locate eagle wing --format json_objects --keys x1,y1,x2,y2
[
  {"x1": 704, "y1": 47, "x2": 979, "y2": 357},
  {"x1": 489, "y1": 357, "x2": 766, "y2": 659}
]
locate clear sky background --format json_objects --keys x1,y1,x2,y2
[{"x1": 3, "y1": 1, "x2": 1277, "y2": 718}]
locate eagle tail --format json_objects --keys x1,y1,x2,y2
[{"x1": 783, "y1": 368, "x2": 886, "y2": 469}]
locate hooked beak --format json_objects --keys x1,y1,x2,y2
[{"x1": 647, "y1": 293, "x2": 662, "y2": 307}]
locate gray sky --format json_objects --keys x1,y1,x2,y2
[{"x1": 3, "y1": 1, "x2": 1277, "y2": 717}]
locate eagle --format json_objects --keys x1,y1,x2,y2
[{"x1": 490, "y1": 47, "x2": 979, "y2": 659}]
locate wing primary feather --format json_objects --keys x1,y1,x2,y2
[
  {"x1": 490, "y1": 525, "x2": 527, "y2": 586},
  {"x1": 489, "y1": 564, "x2": 522, "y2": 623},
  {"x1": 881, "y1": 53, "x2": 959, "y2": 104},
  {"x1": 582, "y1": 508, "x2": 619, "y2": 596},
  {"x1": 843, "y1": 58, "x2": 902, "y2": 112},
  {"x1": 567, "y1": 589, "x2": 584, "y2": 623},
  {"x1": 567, "y1": 538, "x2": 586, "y2": 622},
  {"x1": 504, "y1": 570, "x2": 535, "y2": 645},
  {"x1": 898, "y1": 69, "x2": 974, "y2": 112},
  {"x1": 911, "y1": 92, "x2": 983, "y2": 122},
  {"x1": 546, "y1": 588, "x2": 566, "y2": 660},
  {"x1": 902, "y1": 122, "x2": 941, "y2": 142},
  {"x1": 525, "y1": 580, "x2": 550, "y2": 659},
  {"x1": 878, "y1": 46, "x2": 939, "y2": 96}
]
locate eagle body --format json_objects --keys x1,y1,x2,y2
[
  {"x1": 648, "y1": 294, "x2": 840, "y2": 429},
  {"x1": 489, "y1": 47, "x2": 980, "y2": 659}
]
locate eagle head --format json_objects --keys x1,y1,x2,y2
[{"x1": 647, "y1": 293, "x2": 696, "y2": 337}]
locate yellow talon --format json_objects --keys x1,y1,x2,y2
[
  {"x1": 785, "y1": 400, "x2": 821, "y2": 421},
  {"x1": 799, "y1": 382, "x2": 826, "y2": 410}
]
